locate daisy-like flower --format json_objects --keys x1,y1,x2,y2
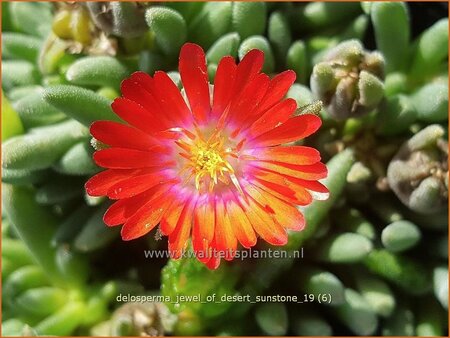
[{"x1": 85, "y1": 43, "x2": 328, "y2": 269}]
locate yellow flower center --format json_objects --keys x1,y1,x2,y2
[{"x1": 175, "y1": 127, "x2": 243, "y2": 193}]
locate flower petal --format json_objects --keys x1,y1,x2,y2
[
  {"x1": 212, "y1": 56, "x2": 237, "y2": 119},
  {"x1": 240, "y1": 184, "x2": 288, "y2": 245},
  {"x1": 244, "y1": 146, "x2": 321, "y2": 166},
  {"x1": 234, "y1": 49, "x2": 264, "y2": 95},
  {"x1": 153, "y1": 71, "x2": 192, "y2": 126},
  {"x1": 85, "y1": 169, "x2": 143, "y2": 197},
  {"x1": 257, "y1": 70, "x2": 296, "y2": 113},
  {"x1": 249, "y1": 114, "x2": 322, "y2": 147},
  {"x1": 121, "y1": 188, "x2": 175, "y2": 240},
  {"x1": 248, "y1": 98, "x2": 297, "y2": 137},
  {"x1": 215, "y1": 198, "x2": 237, "y2": 261},
  {"x1": 179, "y1": 43, "x2": 210, "y2": 124},
  {"x1": 251, "y1": 161, "x2": 328, "y2": 181},
  {"x1": 168, "y1": 198, "x2": 196, "y2": 259},
  {"x1": 91, "y1": 121, "x2": 156, "y2": 151},
  {"x1": 111, "y1": 96, "x2": 168, "y2": 134},
  {"x1": 226, "y1": 198, "x2": 257, "y2": 248},
  {"x1": 250, "y1": 177, "x2": 313, "y2": 206},
  {"x1": 160, "y1": 193, "x2": 188, "y2": 236},
  {"x1": 93, "y1": 148, "x2": 173, "y2": 169},
  {"x1": 107, "y1": 170, "x2": 177, "y2": 199}
]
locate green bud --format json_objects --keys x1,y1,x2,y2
[
  {"x1": 310, "y1": 62, "x2": 335, "y2": 97},
  {"x1": 286, "y1": 41, "x2": 308, "y2": 84},
  {"x1": 291, "y1": 310, "x2": 332, "y2": 336},
  {"x1": 207, "y1": 64, "x2": 217, "y2": 82},
  {"x1": 334, "y1": 208, "x2": 376, "y2": 240},
  {"x1": 354, "y1": 274, "x2": 395, "y2": 317},
  {"x1": 66, "y1": 56, "x2": 129, "y2": 89},
  {"x1": 376, "y1": 94, "x2": 417, "y2": 135},
  {"x1": 3, "y1": 266, "x2": 49, "y2": 304},
  {"x1": 146, "y1": 7, "x2": 187, "y2": 57},
  {"x1": 296, "y1": 2, "x2": 361, "y2": 31},
  {"x1": 12, "y1": 88, "x2": 67, "y2": 129},
  {"x1": 411, "y1": 82, "x2": 448, "y2": 122},
  {"x1": 232, "y1": 2, "x2": 266, "y2": 40},
  {"x1": 35, "y1": 177, "x2": 83, "y2": 205},
  {"x1": 55, "y1": 246, "x2": 89, "y2": 287},
  {"x1": 2, "y1": 60, "x2": 40, "y2": 91},
  {"x1": 2, "y1": 186, "x2": 66, "y2": 285},
  {"x1": 2, "y1": 238, "x2": 34, "y2": 268},
  {"x1": 161, "y1": 256, "x2": 237, "y2": 319},
  {"x1": 188, "y1": 2, "x2": 232, "y2": 49},
  {"x1": 2, "y1": 168, "x2": 50, "y2": 185},
  {"x1": 358, "y1": 70, "x2": 384, "y2": 107},
  {"x1": 54, "y1": 141, "x2": 99, "y2": 176},
  {"x1": 292, "y1": 149, "x2": 355, "y2": 247},
  {"x1": 314, "y1": 232, "x2": 373, "y2": 263},
  {"x1": 9, "y1": 2, "x2": 52, "y2": 38},
  {"x1": 416, "y1": 298, "x2": 445, "y2": 336},
  {"x1": 255, "y1": 303, "x2": 288, "y2": 336},
  {"x1": 239, "y1": 36, "x2": 275, "y2": 73},
  {"x1": 382, "y1": 304, "x2": 415, "y2": 336},
  {"x1": 410, "y1": 18, "x2": 448, "y2": 80},
  {"x1": 34, "y1": 301, "x2": 85, "y2": 336},
  {"x1": 73, "y1": 204, "x2": 120, "y2": 253},
  {"x1": 1, "y1": 92, "x2": 24, "y2": 141},
  {"x1": 2, "y1": 120, "x2": 88, "y2": 170},
  {"x1": 433, "y1": 266, "x2": 448, "y2": 309},
  {"x1": 268, "y1": 11, "x2": 292, "y2": 65},
  {"x1": 2, "y1": 319, "x2": 27, "y2": 337},
  {"x1": 371, "y1": 2, "x2": 410, "y2": 73},
  {"x1": 52, "y1": 205, "x2": 93, "y2": 246},
  {"x1": 384, "y1": 72, "x2": 408, "y2": 96},
  {"x1": 299, "y1": 267, "x2": 345, "y2": 305},
  {"x1": 381, "y1": 220, "x2": 421, "y2": 253},
  {"x1": 339, "y1": 14, "x2": 369, "y2": 41},
  {"x1": 387, "y1": 125, "x2": 448, "y2": 214},
  {"x1": 7, "y1": 85, "x2": 42, "y2": 102},
  {"x1": 14, "y1": 287, "x2": 66, "y2": 318},
  {"x1": 333, "y1": 288, "x2": 378, "y2": 335},
  {"x1": 38, "y1": 34, "x2": 71, "y2": 75},
  {"x1": 2, "y1": 32, "x2": 41, "y2": 63},
  {"x1": 206, "y1": 32, "x2": 240, "y2": 64},
  {"x1": 365, "y1": 249, "x2": 431, "y2": 295},
  {"x1": 43, "y1": 85, "x2": 120, "y2": 127}
]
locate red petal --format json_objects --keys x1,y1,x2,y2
[
  {"x1": 153, "y1": 71, "x2": 192, "y2": 125},
  {"x1": 121, "y1": 189, "x2": 175, "y2": 240},
  {"x1": 85, "y1": 169, "x2": 143, "y2": 197},
  {"x1": 252, "y1": 185, "x2": 305, "y2": 231},
  {"x1": 112, "y1": 97, "x2": 167, "y2": 134},
  {"x1": 228, "y1": 73, "x2": 270, "y2": 127},
  {"x1": 251, "y1": 177, "x2": 313, "y2": 206},
  {"x1": 252, "y1": 161, "x2": 328, "y2": 181},
  {"x1": 160, "y1": 194, "x2": 187, "y2": 236},
  {"x1": 179, "y1": 43, "x2": 210, "y2": 124},
  {"x1": 107, "y1": 170, "x2": 176, "y2": 199},
  {"x1": 93, "y1": 148, "x2": 173, "y2": 169},
  {"x1": 103, "y1": 188, "x2": 159, "y2": 226},
  {"x1": 244, "y1": 146, "x2": 321, "y2": 166},
  {"x1": 248, "y1": 99, "x2": 297, "y2": 137},
  {"x1": 257, "y1": 70, "x2": 296, "y2": 113},
  {"x1": 239, "y1": 185, "x2": 288, "y2": 245},
  {"x1": 215, "y1": 198, "x2": 237, "y2": 261},
  {"x1": 168, "y1": 198, "x2": 196, "y2": 259},
  {"x1": 226, "y1": 199, "x2": 257, "y2": 248},
  {"x1": 234, "y1": 49, "x2": 264, "y2": 95},
  {"x1": 90, "y1": 121, "x2": 156, "y2": 151},
  {"x1": 249, "y1": 114, "x2": 322, "y2": 147},
  {"x1": 212, "y1": 56, "x2": 237, "y2": 119}
]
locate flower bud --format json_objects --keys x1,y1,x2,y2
[
  {"x1": 311, "y1": 40, "x2": 385, "y2": 120},
  {"x1": 387, "y1": 125, "x2": 448, "y2": 214}
]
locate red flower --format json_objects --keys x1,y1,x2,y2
[{"x1": 86, "y1": 43, "x2": 328, "y2": 269}]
